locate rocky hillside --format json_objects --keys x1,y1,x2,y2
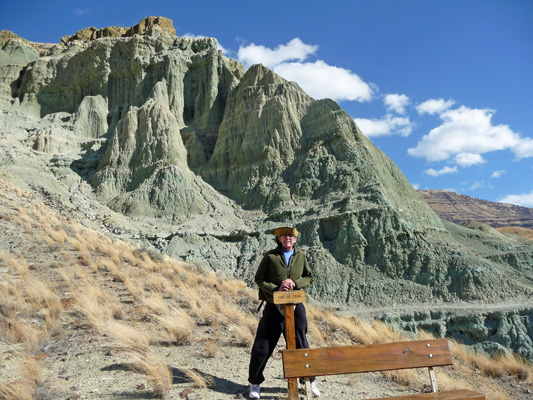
[
  {"x1": 419, "y1": 189, "x2": 533, "y2": 229},
  {"x1": 2, "y1": 178, "x2": 529, "y2": 400},
  {"x1": 1, "y1": 17, "x2": 533, "y2": 360}
]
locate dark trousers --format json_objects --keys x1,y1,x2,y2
[{"x1": 248, "y1": 302, "x2": 314, "y2": 385}]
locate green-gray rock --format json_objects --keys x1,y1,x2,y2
[{"x1": 1, "y1": 17, "x2": 532, "y2": 360}]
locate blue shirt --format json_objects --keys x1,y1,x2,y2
[{"x1": 282, "y1": 248, "x2": 294, "y2": 267}]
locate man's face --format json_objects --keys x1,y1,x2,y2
[{"x1": 279, "y1": 234, "x2": 297, "y2": 251}]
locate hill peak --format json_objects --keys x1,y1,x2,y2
[{"x1": 60, "y1": 16, "x2": 176, "y2": 44}]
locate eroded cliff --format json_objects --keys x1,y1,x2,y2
[{"x1": 1, "y1": 17, "x2": 532, "y2": 359}]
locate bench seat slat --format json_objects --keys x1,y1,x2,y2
[
  {"x1": 283, "y1": 339, "x2": 452, "y2": 378},
  {"x1": 367, "y1": 389, "x2": 485, "y2": 400}
]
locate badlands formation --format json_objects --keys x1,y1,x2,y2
[{"x1": 1, "y1": 17, "x2": 532, "y2": 360}]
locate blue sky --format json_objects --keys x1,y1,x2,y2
[{"x1": 2, "y1": 0, "x2": 532, "y2": 206}]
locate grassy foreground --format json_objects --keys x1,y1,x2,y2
[{"x1": 0, "y1": 178, "x2": 532, "y2": 399}]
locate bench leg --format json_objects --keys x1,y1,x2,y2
[
  {"x1": 304, "y1": 378, "x2": 313, "y2": 400},
  {"x1": 428, "y1": 366, "x2": 438, "y2": 392}
]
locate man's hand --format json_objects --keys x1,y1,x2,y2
[{"x1": 278, "y1": 279, "x2": 295, "y2": 291}]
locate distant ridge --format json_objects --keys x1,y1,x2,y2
[{"x1": 418, "y1": 189, "x2": 533, "y2": 229}]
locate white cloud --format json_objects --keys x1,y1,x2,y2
[
  {"x1": 354, "y1": 114, "x2": 412, "y2": 137},
  {"x1": 274, "y1": 61, "x2": 374, "y2": 102},
  {"x1": 412, "y1": 183, "x2": 420, "y2": 190},
  {"x1": 237, "y1": 38, "x2": 317, "y2": 69},
  {"x1": 513, "y1": 137, "x2": 533, "y2": 159},
  {"x1": 499, "y1": 191, "x2": 533, "y2": 207},
  {"x1": 469, "y1": 181, "x2": 486, "y2": 190},
  {"x1": 454, "y1": 152, "x2": 485, "y2": 167},
  {"x1": 491, "y1": 170, "x2": 506, "y2": 178},
  {"x1": 237, "y1": 38, "x2": 375, "y2": 102},
  {"x1": 408, "y1": 106, "x2": 522, "y2": 162},
  {"x1": 384, "y1": 94, "x2": 410, "y2": 114},
  {"x1": 74, "y1": 8, "x2": 88, "y2": 16},
  {"x1": 424, "y1": 166, "x2": 458, "y2": 177},
  {"x1": 416, "y1": 98, "x2": 455, "y2": 115}
]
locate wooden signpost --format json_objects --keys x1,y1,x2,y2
[{"x1": 273, "y1": 290, "x2": 307, "y2": 400}]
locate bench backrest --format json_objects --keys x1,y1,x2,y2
[{"x1": 282, "y1": 338, "x2": 452, "y2": 379}]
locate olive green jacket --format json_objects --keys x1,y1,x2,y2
[{"x1": 255, "y1": 246, "x2": 314, "y2": 303}]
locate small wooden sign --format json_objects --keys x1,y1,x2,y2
[{"x1": 273, "y1": 290, "x2": 306, "y2": 305}]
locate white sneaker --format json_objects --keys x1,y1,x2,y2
[
  {"x1": 311, "y1": 381, "x2": 321, "y2": 397},
  {"x1": 249, "y1": 384, "x2": 261, "y2": 399}
]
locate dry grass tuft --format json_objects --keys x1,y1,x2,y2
[
  {"x1": 142, "y1": 293, "x2": 170, "y2": 316},
  {"x1": 1, "y1": 252, "x2": 29, "y2": 277},
  {"x1": 498, "y1": 354, "x2": 532, "y2": 381},
  {"x1": 0, "y1": 354, "x2": 42, "y2": 400},
  {"x1": 155, "y1": 308, "x2": 195, "y2": 344},
  {"x1": 125, "y1": 350, "x2": 173, "y2": 398},
  {"x1": 44, "y1": 294, "x2": 63, "y2": 335},
  {"x1": 44, "y1": 226, "x2": 68, "y2": 244},
  {"x1": 183, "y1": 368, "x2": 215, "y2": 389},
  {"x1": 0, "y1": 379, "x2": 36, "y2": 400},
  {"x1": 203, "y1": 339, "x2": 218, "y2": 358},
  {"x1": 122, "y1": 275, "x2": 143, "y2": 299},
  {"x1": 229, "y1": 320, "x2": 255, "y2": 347},
  {"x1": 12, "y1": 321, "x2": 48, "y2": 355},
  {"x1": 74, "y1": 285, "x2": 113, "y2": 332},
  {"x1": 105, "y1": 320, "x2": 151, "y2": 354}
]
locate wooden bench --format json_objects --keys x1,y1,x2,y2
[
  {"x1": 272, "y1": 292, "x2": 484, "y2": 400},
  {"x1": 282, "y1": 338, "x2": 485, "y2": 400}
]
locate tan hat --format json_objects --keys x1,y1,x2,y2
[{"x1": 273, "y1": 226, "x2": 300, "y2": 238}]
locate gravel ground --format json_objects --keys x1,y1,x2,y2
[{"x1": 31, "y1": 331, "x2": 415, "y2": 400}]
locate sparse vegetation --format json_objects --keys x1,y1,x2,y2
[
  {"x1": 183, "y1": 368, "x2": 215, "y2": 389},
  {"x1": 497, "y1": 226, "x2": 533, "y2": 241},
  {"x1": 124, "y1": 349, "x2": 173, "y2": 397},
  {"x1": 0, "y1": 178, "x2": 532, "y2": 399},
  {"x1": 0, "y1": 353, "x2": 44, "y2": 400}
]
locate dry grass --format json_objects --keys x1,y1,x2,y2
[
  {"x1": 496, "y1": 226, "x2": 533, "y2": 241},
  {"x1": 74, "y1": 285, "x2": 114, "y2": 332},
  {"x1": 0, "y1": 177, "x2": 532, "y2": 399},
  {"x1": 307, "y1": 307, "x2": 403, "y2": 346},
  {"x1": 1, "y1": 252, "x2": 30, "y2": 277},
  {"x1": 203, "y1": 338, "x2": 218, "y2": 358},
  {"x1": 450, "y1": 338, "x2": 532, "y2": 382},
  {"x1": 155, "y1": 308, "x2": 195, "y2": 344},
  {"x1": 125, "y1": 350, "x2": 173, "y2": 398},
  {"x1": 183, "y1": 368, "x2": 216, "y2": 389},
  {"x1": 104, "y1": 320, "x2": 151, "y2": 354},
  {"x1": 0, "y1": 353, "x2": 42, "y2": 400}
]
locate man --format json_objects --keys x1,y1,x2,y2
[{"x1": 248, "y1": 226, "x2": 320, "y2": 398}]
